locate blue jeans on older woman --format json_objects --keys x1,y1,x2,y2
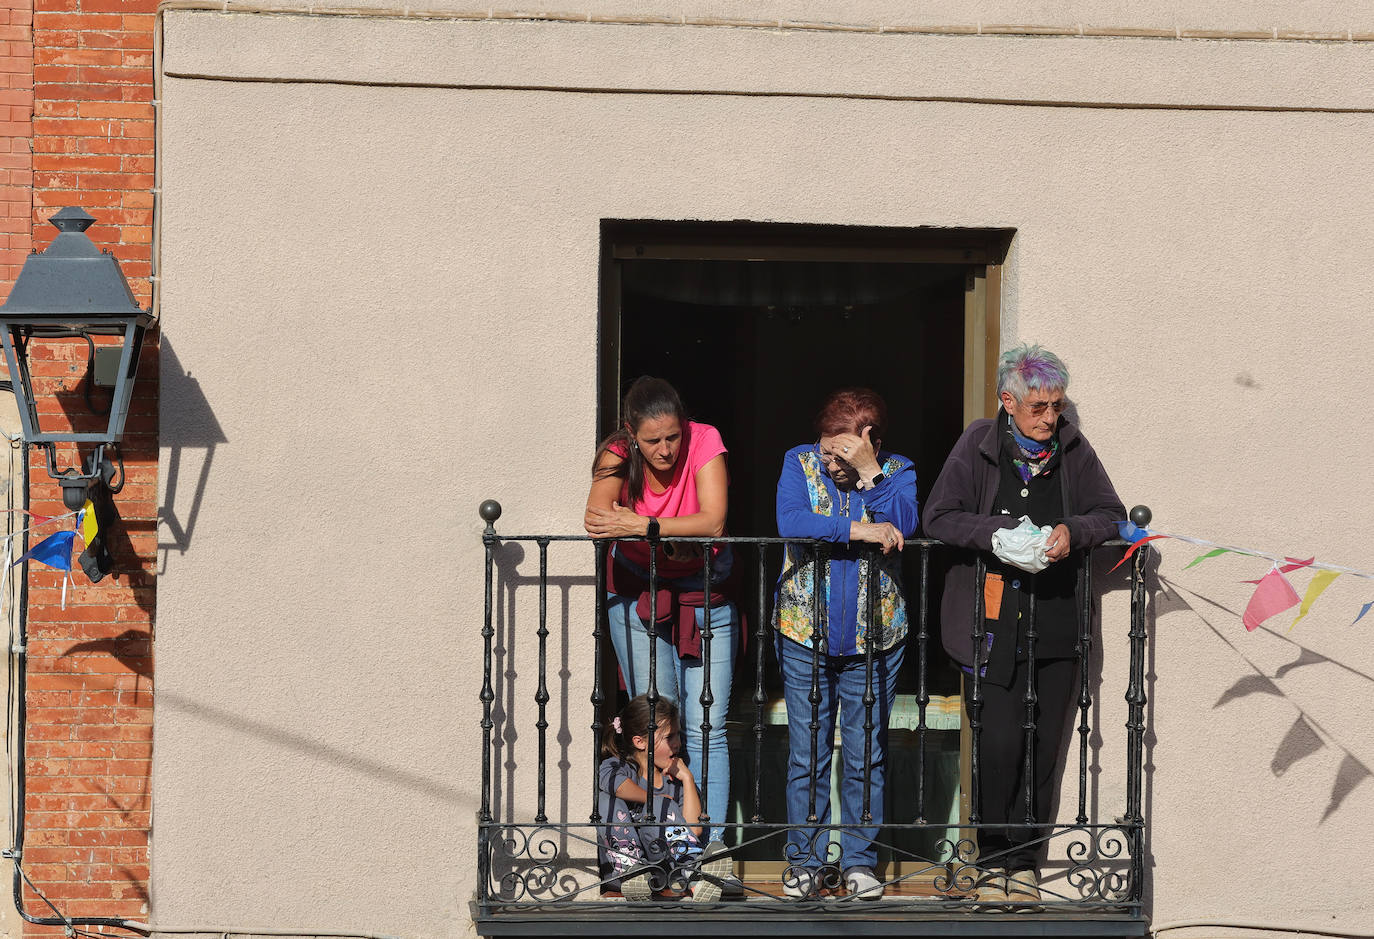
[
  {"x1": 776, "y1": 632, "x2": 904, "y2": 875},
  {"x1": 604, "y1": 552, "x2": 737, "y2": 843}
]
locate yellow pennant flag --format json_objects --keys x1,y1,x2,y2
[
  {"x1": 81, "y1": 499, "x2": 98, "y2": 545},
  {"x1": 1291, "y1": 570, "x2": 1339, "y2": 629}
]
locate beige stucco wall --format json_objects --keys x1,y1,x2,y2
[{"x1": 155, "y1": 8, "x2": 1374, "y2": 938}]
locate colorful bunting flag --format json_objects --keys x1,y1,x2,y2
[
  {"x1": 16, "y1": 530, "x2": 76, "y2": 570},
  {"x1": 80, "y1": 499, "x2": 98, "y2": 545},
  {"x1": 1108, "y1": 534, "x2": 1170, "y2": 573},
  {"x1": 14, "y1": 530, "x2": 76, "y2": 609},
  {"x1": 1291, "y1": 570, "x2": 1340, "y2": 629},
  {"x1": 1243, "y1": 557, "x2": 1316, "y2": 584},
  {"x1": 1242, "y1": 567, "x2": 1300, "y2": 632},
  {"x1": 1353, "y1": 601, "x2": 1374, "y2": 627},
  {"x1": 1184, "y1": 548, "x2": 1231, "y2": 570},
  {"x1": 1116, "y1": 520, "x2": 1149, "y2": 544}
]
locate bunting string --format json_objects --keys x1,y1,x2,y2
[
  {"x1": 1116, "y1": 521, "x2": 1374, "y2": 631},
  {"x1": 1150, "y1": 530, "x2": 1374, "y2": 580}
]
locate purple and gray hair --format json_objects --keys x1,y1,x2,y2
[{"x1": 996, "y1": 343, "x2": 1070, "y2": 401}]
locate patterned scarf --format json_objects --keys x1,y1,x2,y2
[{"x1": 1007, "y1": 415, "x2": 1058, "y2": 484}]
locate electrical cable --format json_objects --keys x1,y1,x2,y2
[
  {"x1": 121, "y1": 926, "x2": 401, "y2": 939},
  {"x1": 1154, "y1": 921, "x2": 1374, "y2": 938},
  {"x1": 6, "y1": 440, "x2": 129, "y2": 929}
]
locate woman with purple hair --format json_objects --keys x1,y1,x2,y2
[{"x1": 924, "y1": 343, "x2": 1125, "y2": 906}]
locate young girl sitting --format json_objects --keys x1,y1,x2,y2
[{"x1": 598, "y1": 694, "x2": 731, "y2": 901}]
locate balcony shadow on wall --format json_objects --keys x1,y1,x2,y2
[
  {"x1": 156, "y1": 335, "x2": 226, "y2": 575},
  {"x1": 488, "y1": 541, "x2": 598, "y2": 845},
  {"x1": 1042, "y1": 546, "x2": 1156, "y2": 912}
]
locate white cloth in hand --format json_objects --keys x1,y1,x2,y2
[{"x1": 990, "y1": 516, "x2": 1054, "y2": 573}]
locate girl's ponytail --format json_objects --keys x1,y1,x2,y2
[{"x1": 600, "y1": 694, "x2": 679, "y2": 763}]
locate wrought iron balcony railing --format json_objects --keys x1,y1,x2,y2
[{"x1": 472, "y1": 500, "x2": 1151, "y2": 937}]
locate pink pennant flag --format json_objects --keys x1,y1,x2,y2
[
  {"x1": 1243, "y1": 567, "x2": 1301, "y2": 632},
  {"x1": 1242, "y1": 557, "x2": 1315, "y2": 584}
]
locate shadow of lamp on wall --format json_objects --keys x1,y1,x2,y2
[
  {"x1": 0, "y1": 207, "x2": 154, "y2": 577},
  {"x1": 156, "y1": 335, "x2": 225, "y2": 574}
]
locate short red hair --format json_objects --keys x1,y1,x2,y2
[{"x1": 814, "y1": 388, "x2": 887, "y2": 443}]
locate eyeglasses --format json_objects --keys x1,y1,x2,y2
[{"x1": 1021, "y1": 398, "x2": 1067, "y2": 417}]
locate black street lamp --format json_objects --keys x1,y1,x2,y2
[{"x1": 0, "y1": 207, "x2": 154, "y2": 509}]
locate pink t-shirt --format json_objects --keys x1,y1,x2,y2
[{"x1": 611, "y1": 421, "x2": 727, "y2": 575}]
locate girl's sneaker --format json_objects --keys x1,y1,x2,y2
[
  {"x1": 619, "y1": 865, "x2": 656, "y2": 901},
  {"x1": 688, "y1": 841, "x2": 733, "y2": 903}
]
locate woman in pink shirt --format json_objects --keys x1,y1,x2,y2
[{"x1": 585, "y1": 376, "x2": 737, "y2": 844}]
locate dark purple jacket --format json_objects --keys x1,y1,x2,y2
[{"x1": 923, "y1": 411, "x2": 1125, "y2": 669}]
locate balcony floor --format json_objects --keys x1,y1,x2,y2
[{"x1": 473, "y1": 875, "x2": 1149, "y2": 936}]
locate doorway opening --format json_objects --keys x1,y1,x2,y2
[{"x1": 598, "y1": 219, "x2": 1013, "y2": 867}]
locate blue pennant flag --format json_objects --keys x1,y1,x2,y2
[
  {"x1": 1116, "y1": 519, "x2": 1150, "y2": 544},
  {"x1": 14, "y1": 530, "x2": 76, "y2": 571}
]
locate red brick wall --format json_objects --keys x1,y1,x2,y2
[
  {"x1": 0, "y1": 0, "x2": 31, "y2": 284},
  {"x1": 13, "y1": 0, "x2": 155, "y2": 929}
]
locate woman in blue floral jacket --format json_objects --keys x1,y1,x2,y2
[{"x1": 772, "y1": 388, "x2": 918, "y2": 900}]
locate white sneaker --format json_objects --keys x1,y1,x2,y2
[
  {"x1": 782, "y1": 868, "x2": 816, "y2": 899},
  {"x1": 688, "y1": 841, "x2": 733, "y2": 903},
  {"x1": 844, "y1": 866, "x2": 884, "y2": 900}
]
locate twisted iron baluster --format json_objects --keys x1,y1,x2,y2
[
  {"x1": 1125, "y1": 541, "x2": 1150, "y2": 903},
  {"x1": 860, "y1": 548, "x2": 876, "y2": 826},
  {"x1": 535, "y1": 537, "x2": 550, "y2": 824},
  {"x1": 478, "y1": 501, "x2": 500, "y2": 904},
  {"x1": 806, "y1": 544, "x2": 825, "y2": 829},
  {"x1": 698, "y1": 543, "x2": 715, "y2": 831},
  {"x1": 1076, "y1": 550, "x2": 1094, "y2": 825},
  {"x1": 752, "y1": 545, "x2": 767, "y2": 824},
  {"x1": 916, "y1": 544, "x2": 930, "y2": 825},
  {"x1": 1021, "y1": 584, "x2": 1039, "y2": 828},
  {"x1": 646, "y1": 533, "x2": 660, "y2": 810},
  {"x1": 590, "y1": 540, "x2": 607, "y2": 824},
  {"x1": 968, "y1": 555, "x2": 986, "y2": 828}
]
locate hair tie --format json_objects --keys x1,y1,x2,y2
[{"x1": 612, "y1": 716, "x2": 622, "y2": 733}]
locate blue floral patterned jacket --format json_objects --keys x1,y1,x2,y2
[{"x1": 772, "y1": 444, "x2": 919, "y2": 655}]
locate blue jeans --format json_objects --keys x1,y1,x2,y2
[
  {"x1": 776, "y1": 633, "x2": 904, "y2": 873},
  {"x1": 605, "y1": 583, "x2": 737, "y2": 843}
]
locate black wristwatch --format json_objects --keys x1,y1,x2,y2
[{"x1": 867, "y1": 472, "x2": 885, "y2": 489}]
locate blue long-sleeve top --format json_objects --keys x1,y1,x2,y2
[{"x1": 773, "y1": 443, "x2": 919, "y2": 655}]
